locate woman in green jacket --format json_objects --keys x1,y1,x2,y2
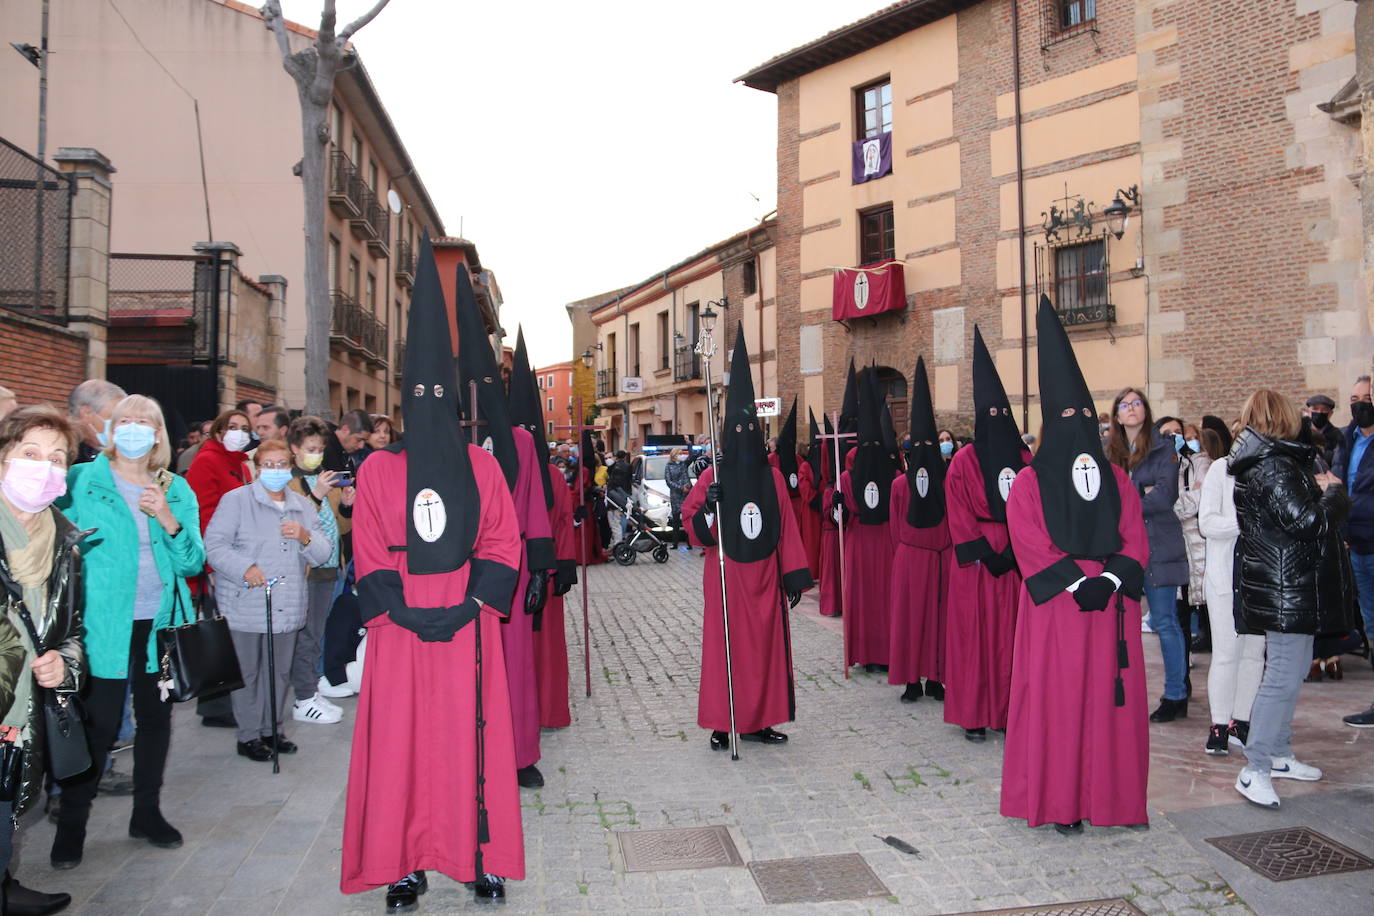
[{"x1": 51, "y1": 394, "x2": 205, "y2": 871}]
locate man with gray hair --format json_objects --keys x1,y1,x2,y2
[{"x1": 68, "y1": 378, "x2": 127, "y2": 463}]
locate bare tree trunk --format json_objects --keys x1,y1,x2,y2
[{"x1": 262, "y1": 0, "x2": 391, "y2": 418}]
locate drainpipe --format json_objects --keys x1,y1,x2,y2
[{"x1": 1011, "y1": 0, "x2": 1030, "y2": 432}]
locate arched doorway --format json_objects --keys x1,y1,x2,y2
[{"x1": 872, "y1": 365, "x2": 907, "y2": 438}]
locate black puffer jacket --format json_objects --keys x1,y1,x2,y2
[{"x1": 1230, "y1": 427, "x2": 1355, "y2": 636}]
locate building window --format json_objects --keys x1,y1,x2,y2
[
  {"x1": 547, "y1": 420, "x2": 554, "y2": 437},
  {"x1": 329, "y1": 236, "x2": 341, "y2": 289},
  {"x1": 547, "y1": 374, "x2": 554, "y2": 388},
  {"x1": 856, "y1": 79, "x2": 892, "y2": 140},
  {"x1": 1059, "y1": 0, "x2": 1096, "y2": 28},
  {"x1": 331, "y1": 106, "x2": 344, "y2": 147},
  {"x1": 347, "y1": 255, "x2": 361, "y2": 300},
  {"x1": 1054, "y1": 238, "x2": 1107, "y2": 313},
  {"x1": 607, "y1": 332, "x2": 617, "y2": 375},
  {"x1": 547, "y1": 397, "x2": 554, "y2": 412},
  {"x1": 629, "y1": 323, "x2": 641, "y2": 377},
  {"x1": 741, "y1": 260, "x2": 758, "y2": 297},
  {"x1": 366, "y1": 273, "x2": 376, "y2": 313},
  {"x1": 657, "y1": 311, "x2": 670, "y2": 371},
  {"x1": 369, "y1": 160, "x2": 379, "y2": 192},
  {"x1": 351, "y1": 134, "x2": 363, "y2": 171},
  {"x1": 859, "y1": 205, "x2": 895, "y2": 265}
]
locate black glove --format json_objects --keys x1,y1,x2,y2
[
  {"x1": 786, "y1": 590, "x2": 802, "y2": 609},
  {"x1": 524, "y1": 569, "x2": 550, "y2": 615},
  {"x1": 1072, "y1": 576, "x2": 1116, "y2": 612},
  {"x1": 831, "y1": 490, "x2": 845, "y2": 510},
  {"x1": 707, "y1": 481, "x2": 723, "y2": 505},
  {"x1": 554, "y1": 578, "x2": 573, "y2": 597},
  {"x1": 553, "y1": 562, "x2": 576, "y2": 597},
  {"x1": 573, "y1": 505, "x2": 588, "y2": 522}
]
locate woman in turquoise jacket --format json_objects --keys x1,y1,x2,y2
[{"x1": 49, "y1": 394, "x2": 205, "y2": 871}]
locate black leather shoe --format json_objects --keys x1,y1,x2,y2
[
  {"x1": 924, "y1": 681, "x2": 945, "y2": 701},
  {"x1": 49, "y1": 825, "x2": 84, "y2": 871},
  {"x1": 517, "y1": 764, "x2": 544, "y2": 788},
  {"x1": 267, "y1": 733, "x2": 298, "y2": 754},
  {"x1": 129, "y1": 807, "x2": 183, "y2": 849},
  {"x1": 473, "y1": 873, "x2": 506, "y2": 902},
  {"x1": 964, "y1": 728, "x2": 987, "y2": 743},
  {"x1": 237, "y1": 739, "x2": 273, "y2": 762},
  {"x1": 1053, "y1": 820, "x2": 1084, "y2": 836},
  {"x1": 1149, "y1": 697, "x2": 1188, "y2": 723},
  {"x1": 201, "y1": 714, "x2": 236, "y2": 728},
  {"x1": 709, "y1": 730, "x2": 729, "y2": 751},
  {"x1": 385, "y1": 871, "x2": 427, "y2": 913},
  {"x1": 741, "y1": 727, "x2": 787, "y2": 744},
  {"x1": 3, "y1": 872, "x2": 72, "y2": 916},
  {"x1": 900, "y1": 683, "x2": 922, "y2": 703}
]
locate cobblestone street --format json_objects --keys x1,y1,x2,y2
[{"x1": 14, "y1": 553, "x2": 1374, "y2": 914}]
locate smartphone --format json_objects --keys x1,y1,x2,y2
[{"x1": 336, "y1": 476, "x2": 355, "y2": 488}]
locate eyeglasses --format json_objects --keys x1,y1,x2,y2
[
  {"x1": 259, "y1": 460, "x2": 291, "y2": 470},
  {"x1": 1118, "y1": 399, "x2": 1144, "y2": 411}
]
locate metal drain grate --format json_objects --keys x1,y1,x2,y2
[
  {"x1": 1206, "y1": 826, "x2": 1374, "y2": 882},
  {"x1": 615, "y1": 825, "x2": 743, "y2": 873},
  {"x1": 939, "y1": 900, "x2": 1146, "y2": 916},
  {"x1": 748, "y1": 852, "x2": 890, "y2": 905}
]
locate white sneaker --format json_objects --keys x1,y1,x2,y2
[
  {"x1": 318, "y1": 676, "x2": 356, "y2": 699},
  {"x1": 293, "y1": 694, "x2": 343, "y2": 725},
  {"x1": 1235, "y1": 766, "x2": 1280, "y2": 807},
  {"x1": 1270, "y1": 755, "x2": 1322, "y2": 781}
]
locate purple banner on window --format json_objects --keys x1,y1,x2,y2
[{"x1": 852, "y1": 132, "x2": 892, "y2": 184}]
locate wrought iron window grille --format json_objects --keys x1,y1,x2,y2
[{"x1": 1040, "y1": 0, "x2": 1101, "y2": 62}]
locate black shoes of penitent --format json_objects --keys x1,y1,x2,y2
[{"x1": 386, "y1": 871, "x2": 427, "y2": 912}]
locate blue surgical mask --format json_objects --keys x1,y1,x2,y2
[
  {"x1": 113, "y1": 423, "x2": 156, "y2": 460},
  {"x1": 939, "y1": 441, "x2": 954, "y2": 456},
  {"x1": 1186, "y1": 438, "x2": 1200, "y2": 453},
  {"x1": 1171, "y1": 433, "x2": 1185, "y2": 454},
  {"x1": 259, "y1": 469, "x2": 293, "y2": 492}
]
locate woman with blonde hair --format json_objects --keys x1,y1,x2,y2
[{"x1": 52, "y1": 394, "x2": 205, "y2": 868}]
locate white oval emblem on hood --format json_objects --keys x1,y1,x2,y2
[
  {"x1": 997, "y1": 467, "x2": 1017, "y2": 502},
  {"x1": 789, "y1": 472, "x2": 798, "y2": 489},
  {"x1": 864, "y1": 480, "x2": 880, "y2": 509},
  {"x1": 412, "y1": 488, "x2": 447, "y2": 543},
  {"x1": 1072, "y1": 453, "x2": 1102, "y2": 501},
  {"x1": 481, "y1": 436, "x2": 495, "y2": 454},
  {"x1": 915, "y1": 467, "x2": 929, "y2": 499},
  {"x1": 740, "y1": 502, "x2": 763, "y2": 540}
]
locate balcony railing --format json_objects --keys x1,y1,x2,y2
[
  {"x1": 673, "y1": 347, "x2": 700, "y2": 383},
  {"x1": 596, "y1": 369, "x2": 613, "y2": 399},
  {"x1": 330, "y1": 290, "x2": 387, "y2": 365},
  {"x1": 350, "y1": 184, "x2": 388, "y2": 255},
  {"x1": 394, "y1": 239, "x2": 415, "y2": 289},
  {"x1": 328, "y1": 151, "x2": 362, "y2": 219}
]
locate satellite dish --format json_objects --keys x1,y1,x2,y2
[{"x1": 386, "y1": 189, "x2": 402, "y2": 214}]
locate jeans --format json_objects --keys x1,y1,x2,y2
[
  {"x1": 1145, "y1": 584, "x2": 1187, "y2": 700},
  {"x1": 1245, "y1": 631, "x2": 1315, "y2": 771},
  {"x1": 1350, "y1": 551, "x2": 1374, "y2": 639},
  {"x1": 291, "y1": 577, "x2": 336, "y2": 701}
]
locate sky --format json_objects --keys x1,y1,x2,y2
[{"x1": 278, "y1": 0, "x2": 886, "y2": 368}]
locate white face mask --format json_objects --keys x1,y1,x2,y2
[{"x1": 223, "y1": 429, "x2": 251, "y2": 452}]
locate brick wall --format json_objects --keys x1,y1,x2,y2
[
  {"x1": 0, "y1": 312, "x2": 87, "y2": 408},
  {"x1": 235, "y1": 380, "x2": 276, "y2": 407}
]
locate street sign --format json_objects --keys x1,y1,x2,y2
[
  {"x1": 621, "y1": 377, "x2": 644, "y2": 393},
  {"x1": 754, "y1": 397, "x2": 781, "y2": 417}
]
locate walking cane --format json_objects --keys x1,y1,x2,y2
[{"x1": 263, "y1": 576, "x2": 284, "y2": 775}]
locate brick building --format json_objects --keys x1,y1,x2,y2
[
  {"x1": 534, "y1": 361, "x2": 578, "y2": 442},
  {"x1": 739, "y1": 0, "x2": 1367, "y2": 434}
]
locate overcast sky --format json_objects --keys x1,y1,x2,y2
[{"x1": 278, "y1": 0, "x2": 884, "y2": 368}]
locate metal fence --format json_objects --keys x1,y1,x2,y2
[
  {"x1": 0, "y1": 136, "x2": 72, "y2": 322},
  {"x1": 108, "y1": 253, "x2": 218, "y2": 360}
]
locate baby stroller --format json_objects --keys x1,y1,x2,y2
[{"x1": 606, "y1": 490, "x2": 670, "y2": 566}]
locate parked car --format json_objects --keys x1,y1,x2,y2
[{"x1": 638, "y1": 447, "x2": 703, "y2": 533}]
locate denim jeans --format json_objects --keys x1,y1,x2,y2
[
  {"x1": 1350, "y1": 551, "x2": 1374, "y2": 638},
  {"x1": 1145, "y1": 584, "x2": 1186, "y2": 700},
  {"x1": 1245, "y1": 631, "x2": 1315, "y2": 771}
]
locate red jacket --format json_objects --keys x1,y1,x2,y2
[{"x1": 185, "y1": 437, "x2": 253, "y2": 536}]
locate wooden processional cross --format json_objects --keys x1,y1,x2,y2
[
  {"x1": 553, "y1": 396, "x2": 598, "y2": 698},
  {"x1": 815, "y1": 413, "x2": 857, "y2": 678}
]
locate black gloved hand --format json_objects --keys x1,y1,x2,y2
[
  {"x1": 1072, "y1": 575, "x2": 1116, "y2": 612},
  {"x1": 981, "y1": 552, "x2": 1013, "y2": 577},
  {"x1": 524, "y1": 569, "x2": 550, "y2": 615},
  {"x1": 553, "y1": 562, "x2": 576, "y2": 597},
  {"x1": 786, "y1": 590, "x2": 802, "y2": 609},
  {"x1": 707, "y1": 481, "x2": 723, "y2": 505},
  {"x1": 573, "y1": 505, "x2": 588, "y2": 522},
  {"x1": 831, "y1": 490, "x2": 845, "y2": 510}
]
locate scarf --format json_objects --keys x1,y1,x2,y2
[{"x1": 0, "y1": 499, "x2": 54, "y2": 732}]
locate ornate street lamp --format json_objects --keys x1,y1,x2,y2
[{"x1": 1103, "y1": 185, "x2": 1140, "y2": 240}]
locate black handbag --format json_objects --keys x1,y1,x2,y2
[
  {"x1": 0, "y1": 741, "x2": 22, "y2": 801},
  {"x1": 156, "y1": 586, "x2": 243, "y2": 703},
  {"x1": 10, "y1": 600, "x2": 92, "y2": 782}
]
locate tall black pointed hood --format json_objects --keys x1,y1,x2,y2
[
  {"x1": 972, "y1": 325, "x2": 1026, "y2": 521},
  {"x1": 875, "y1": 370, "x2": 901, "y2": 468},
  {"x1": 904, "y1": 355, "x2": 946, "y2": 528},
  {"x1": 717, "y1": 326, "x2": 781, "y2": 562},
  {"x1": 852, "y1": 366, "x2": 894, "y2": 524},
  {"x1": 839, "y1": 359, "x2": 859, "y2": 436},
  {"x1": 776, "y1": 398, "x2": 800, "y2": 495},
  {"x1": 507, "y1": 328, "x2": 554, "y2": 510},
  {"x1": 454, "y1": 264, "x2": 518, "y2": 493},
  {"x1": 397, "y1": 234, "x2": 479, "y2": 575},
  {"x1": 807, "y1": 408, "x2": 823, "y2": 511},
  {"x1": 1032, "y1": 295, "x2": 1121, "y2": 556}
]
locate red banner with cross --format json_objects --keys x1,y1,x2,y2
[{"x1": 831, "y1": 261, "x2": 906, "y2": 321}]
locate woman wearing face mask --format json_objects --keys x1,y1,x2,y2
[
  {"x1": 664, "y1": 447, "x2": 692, "y2": 550},
  {"x1": 937, "y1": 429, "x2": 957, "y2": 464},
  {"x1": 185, "y1": 409, "x2": 254, "y2": 537},
  {"x1": 1168, "y1": 419, "x2": 1217, "y2": 664},
  {"x1": 204, "y1": 440, "x2": 331, "y2": 762},
  {"x1": 0, "y1": 406, "x2": 87, "y2": 912},
  {"x1": 284, "y1": 417, "x2": 354, "y2": 721},
  {"x1": 50, "y1": 395, "x2": 205, "y2": 869}
]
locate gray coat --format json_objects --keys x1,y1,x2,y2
[
  {"x1": 1131, "y1": 429, "x2": 1188, "y2": 588},
  {"x1": 204, "y1": 483, "x2": 332, "y2": 634}
]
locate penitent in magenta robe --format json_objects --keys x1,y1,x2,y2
[
  {"x1": 942, "y1": 446, "x2": 1027, "y2": 730},
  {"x1": 886, "y1": 473, "x2": 951, "y2": 687},
  {"x1": 797, "y1": 462, "x2": 823, "y2": 582},
  {"x1": 534, "y1": 460, "x2": 575, "y2": 729},
  {"x1": 574, "y1": 465, "x2": 606, "y2": 566},
  {"x1": 818, "y1": 483, "x2": 843, "y2": 617},
  {"x1": 841, "y1": 465, "x2": 896, "y2": 668},
  {"x1": 1001, "y1": 464, "x2": 1151, "y2": 827},
  {"x1": 684, "y1": 465, "x2": 812, "y2": 734},
  {"x1": 342, "y1": 445, "x2": 524, "y2": 892}
]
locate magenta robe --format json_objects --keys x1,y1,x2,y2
[
  {"x1": 841, "y1": 468, "x2": 895, "y2": 668},
  {"x1": 887, "y1": 474, "x2": 951, "y2": 686},
  {"x1": 797, "y1": 462, "x2": 822, "y2": 581},
  {"x1": 818, "y1": 484, "x2": 843, "y2": 617},
  {"x1": 505, "y1": 427, "x2": 554, "y2": 770},
  {"x1": 342, "y1": 445, "x2": 524, "y2": 891},
  {"x1": 1001, "y1": 465, "x2": 1151, "y2": 827},
  {"x1": 534, "y1": 461, "x2": 574, "y2": 729},
  {"x1": 684, "y1": 465, "x2": 811, "y2": 733},
  {"x1": 942, "y1": 446, "x2": 1027, "y2": 730}
]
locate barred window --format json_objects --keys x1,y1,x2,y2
[
  {"x1": 1060, "y1": 0, "x2": 1096, "y2": 29},
  {"x1": 1054, "y1": 239, "x2": 1107, "y2": 312}
]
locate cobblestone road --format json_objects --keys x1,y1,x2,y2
[{"x1": 18, "y1": 553, "x2": 1257, "y2": 914}]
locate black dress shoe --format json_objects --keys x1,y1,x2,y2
[
  {"x1": 237, "y1": 739, "x2": 273, "y2": 762},
  {"x1": 924, "y1": 681, "x2": 945, "y2": 701},
  {"x1": 964, "y1": 728, "x2": 986, "y2": 743},
  {"x1": 1053, "y1": 820, "x2": 1084, "y2": 836},
  {"x1": 129, "y1": 807, "x2": 183, "y2": 849},
  {"x1": 709, "y1": 730, "x2": 729, "y2": 751},
  {"x1": 517, "y1": 764, "x2": 544, "y2": 788},
  {"x1": 48, "y1": 825, "x2": 84, "y2": 871},
  {"x1": 741, "y1": 727, "x2": 788, "y2": 744},
  {"x1": 201, "y1": 713, "x2": 237, "y2": 728},
  {"x1": 1149, "y1": 697, "x2": 1188, "y2": 723},
  {"x1": 473, "y1": 873, "x2": 505, "y2": 902},
  {"x1": 900, "y1": 683, "x2": 923, "y2": 703},
  {"x1": 385, "y1": 871, "x2": 427, "y2": 913},
  {"x1": 3, "y1": 872, "x2": 72, "y2": 916},
  {"x1": 267, "y1": 733, "x2": 298, "y2": 754}
]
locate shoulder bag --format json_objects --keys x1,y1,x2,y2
[{"x1": 156, "y1": 584, "x2": 244, "y2": 703}]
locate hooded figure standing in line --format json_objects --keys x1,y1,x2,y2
[
  {"x1": 797, "y1": 409, "x2": 824, "y2": 581},
  {"x1": 342, "y1": 236, "x2": 523, "y2": 905},
  {"x1": 817, "y1": 414, "x2": 844, "y2": 617},
  {"x1": 887, "y1": 356, "x2": 952, "y2": 703},
  {"x1": 508, "y1": 330, "x2": 577, "y2": 730},
  {"x1": 1001, "y1": 297, "x2": 1150, "y2": 833},
  {"x1": 682, "y1": 329, "x2": 813, "y2": 750},
  {"x1": 943, "y1": 327, "x2": 1030, "y2": 742},
  {"x1": 840, "y1": 369, "x2": 899, "y2": 671},
  {"x1": 455, "y1": 266, "x2": 556, "y2": 790},
  {"x1": 769, "y1": 398, "x2": 804, "y2": 529}
]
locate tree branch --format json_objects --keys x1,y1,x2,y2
[
  {"x1": 339, "y1": 0, "x2": 392, "y2": 41},
  {"x1": 259, "y1": 1, "x2": 293, "y2": 61}
]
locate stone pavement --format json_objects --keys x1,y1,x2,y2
[{"x1": 10, "y1": 552, "x2": 1373, "y2": 914}]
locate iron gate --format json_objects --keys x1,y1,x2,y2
[{"x1": 0, "y1": 136, "x2": 71, "y2": 322}]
